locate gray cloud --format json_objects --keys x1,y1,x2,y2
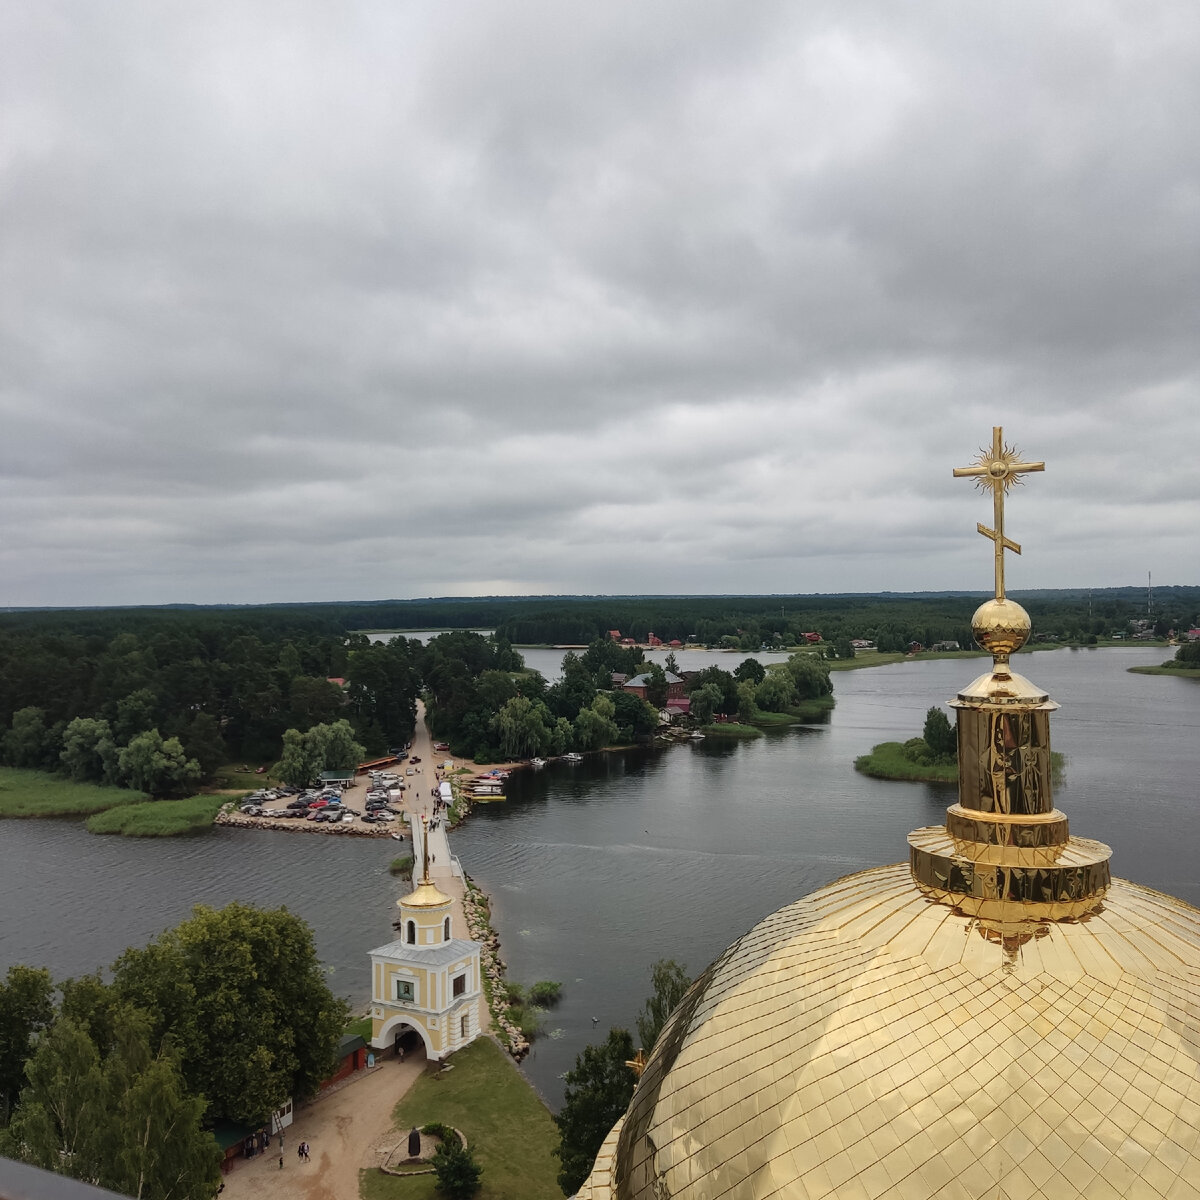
[{"x1": 1, "y1": 1, "x2": 1196, "y2": 606}]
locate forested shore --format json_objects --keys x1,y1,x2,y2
[{"x1": 0, "y1": 589, "x2": 1188, "y2": 813}]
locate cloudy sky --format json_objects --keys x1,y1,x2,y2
[{"x1": 2, "y1": 1, "x2": 1197, "y2": 607}]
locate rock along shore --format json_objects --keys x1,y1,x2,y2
[{"x1": 214, "y1": 809, "x2": 406, "y2": 838}]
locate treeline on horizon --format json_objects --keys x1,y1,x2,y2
[
  {"x1": 3, "y1": 584, "x2": 1196, "y2": 643},
  {"x1": 0, "y1": 588, "x2": 1192, "y2": 792}
]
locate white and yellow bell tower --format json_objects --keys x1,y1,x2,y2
[{"x1": 368, "y1": 815, "x2": 483, "y2": 1061}]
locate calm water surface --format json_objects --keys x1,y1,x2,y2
[
  {"x1": 453, "y1": 646, "x2": 1200, "y2": 1103},
  {"x1": 1, "y1": 647, "x2": 1195, "y2": 1110}
]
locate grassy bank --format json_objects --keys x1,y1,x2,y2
[
  {"x1": 0, "y1": 768, "x2": 148, "y2": 819},
  {"x1": 855, "y1": 743, "x2": 957, "y2": 783},
  {"x1": 701, "y1": 722, "x2": 763, "y2": 738},
  {"x1": 1128, "y1": 664, "x2": 1200, "y2": 679},
  {"x1": 856, "y1": 743, "x2": 1067, "y2": 785},
  {"x1": 746, "y1": 696, "x2": 837, "y2": 727},
  {"x1": 359, "y1": 1037, "x2": 560, "y2": 1200},
  {"x1": 84, "y1": 794, "x2": 227, "y2": 837}
]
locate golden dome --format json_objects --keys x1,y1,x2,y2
[
  {"x1": 576, "y1": 428, "x2": 1200, "y2": 1199},
  {"x1": 581, "y1": 868, "x2": 1200, "y2": 1200}
]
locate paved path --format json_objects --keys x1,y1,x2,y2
[
  {"x1": 220, "y1": 1057, "x2": 424, "y2": 1200},
  {"x1": 400, "y1": 699, "x2": 468, "y2": 932},
  {"x1": 224, "y1": 705, "x2": 493, "y2": 1200}
]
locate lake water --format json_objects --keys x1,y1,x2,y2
[{"x1": 2, "y1": 646, "x2": 1195, "y2": 1110}]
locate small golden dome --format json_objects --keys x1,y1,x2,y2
[
  {"x1": 397, "y1": 880, "x2": 452, "y2": 909},
  {"x1": 971, "y1": 597, "x2": 1031, "y2": 658}
]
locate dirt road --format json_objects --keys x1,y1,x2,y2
[{"x1": 220, "y1": 1057, "x2": 424, "y2": 1200}]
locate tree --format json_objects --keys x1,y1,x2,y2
[
  {"x1": 733, "y1": 658, "x2": 766, "y2": 685},
  {"x1": 636, "y1": 959, "x2": 691, "y2": 1054},
  {"x1": 177, "y1": 714, "x2": 227, "y2": 781},
  {"x1": 305, "y1": 719, "x2": 365, "y2": 773},
  {"x1": 609, "y1": 690, "x2": 659, "y2": 740},
  {"x1": 573, "y1": 695, "x2": 619, "y2": 752},
  {"x1": 11, "y1": 1011, "x2": 220, "y2": 1200},
  {"x1": 112, "y1": 903, "x2": 348, "y2": 1125},
  {"x1": 689, "y1": 682, "x2": 722, "y2": 726},
  {"x1": 492, "y1": 695, "x2": 551, "y2": 759},
  {"x1": 59, "y1": 717, "x2": 120, "y2": 784},
  {"x1": 287, "y1": 676, "x2": 344, "y2": 728},
  {"x1": 432, "y1": 1136, "x2": 483, "y2": 1199},
  {"x1": 687, "y1": 667, "x2": 738, "y2": 716},
  {"x1": 922, "y1": 706, "x2": 956, "y2": 761},
  {"x1": 547, "y1": 653, "x2": 598, "y2": 720},
  {"x1": 117, "y1": 730, "x2": 202, "y2": 799},
  {"x1": 276, "y1": 720, "x2": 366, "y2": 787},
  {"x1": 550, "y1": 717, "x2": 575, "y2": 755},
  {"x1": 643, "y1": 663, "x2": 669, "y2": 708},
  {"x1": 554, "y1": 1028, "x2": 636, "y2": 1196},
  {"x1": 755, "y1": 672, "x2": 797, "y2": 713},
  {"x1": 113, "y1": 689, "x2": 160, "y2": 744},
  {"x1": 277, "y1": 727, "x2": 320, "y2": 788},
  {"x1": 735, "y1": 680, "x2": 760, "y2": 720},
  {"x1": 8, "y1": 1016, "x2": 101, "y2": 1173},
  {"x1": 783, "y1": 653, "x2": 832, "y2": 700},
  {"x1": 2, "y1": 707, "x2": 53, "y2": 769},
  {"x1": 0, "y1": 964, "x2": 54, "y2": 1124}
]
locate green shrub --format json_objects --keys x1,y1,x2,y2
[
  {"x1": 432, "y1": 1137, "x2": 482, "y2": 1199},
  {"x1": 421, "y1": 1122, "x2": 463, "y2": 1150},
  {"x1": 528, "y1": 980, "x2": 562, "y2": 1007}
]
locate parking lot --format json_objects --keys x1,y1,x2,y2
[{"x1": 217, "y1": 764, "x2": 419, "y2": 838}]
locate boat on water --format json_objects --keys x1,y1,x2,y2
[
  {"x1": 562, "y1": 752, "x2": 584, "y2": 763},
  {"x1": 530, "y1": 757, "x2": 547, "y2": 769},
  {"x1": 690, "y1": 732, "x2": 706, "y2": 740}
]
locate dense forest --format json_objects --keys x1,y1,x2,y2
[
  {"x1": 0, "y1": 588, "x2": 1191, "y2": 790},
  {"x1": 0, "y1": 616, "x2": 423, "y2": 792}
]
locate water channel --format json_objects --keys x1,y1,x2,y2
[{"x1": 2, "y1": 645, "x2": 1196, "y2": 1109}]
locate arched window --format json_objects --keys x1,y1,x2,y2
[
  {"x1": 444, "y1": 916, "x2": 451, "y2": 942},
  {"x1": 406, "y1": 920, "x2": 416, "y2": 945}
]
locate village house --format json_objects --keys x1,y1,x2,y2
[{"x1": 622, "y1": 671, "x2": 686, "y2": 702}]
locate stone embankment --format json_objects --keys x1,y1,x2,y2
[
  {"x1": 462, "y1": 881, "x2": 531, "y2": 1061},
  {"x1": 215, "y1": 809, "x2": 406, "y2": 838}
]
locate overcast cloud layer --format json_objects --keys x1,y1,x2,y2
[{"x1": 2, "y1": 1, "x2": 1197, "y2": 607}]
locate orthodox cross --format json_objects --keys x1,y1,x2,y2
[
  {"x1": 625, "y1": 1048, "x2": 647, "y2": 1079},
  {"x1": 953, "y1": 427, "x2": 1044, "y2": 600}
]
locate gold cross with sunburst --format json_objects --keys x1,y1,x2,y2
[
  {"x1": 953, "y1": 427, "x2": 1044, "y2": 600},
  {"x1": 625, "y1": 1049, "x2": 647, "y2": 1079}
]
